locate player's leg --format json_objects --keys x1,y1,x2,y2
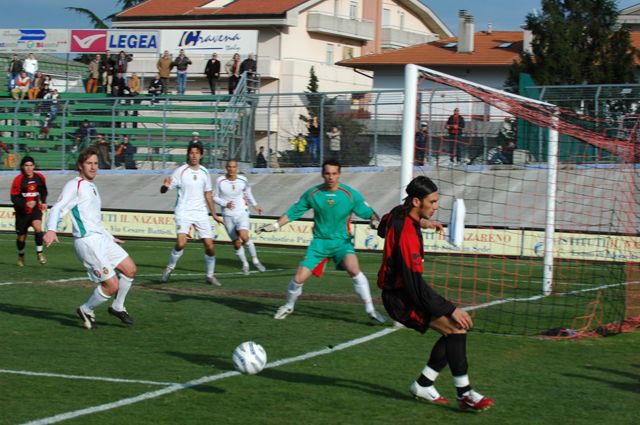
[
  {"x1": 195, "y1": 217, "x2": 221, "y2": 286},
  {"x1": 109, "y1": 250, "x2": 137, "y2": 325},
  {"x1": 31, "y1": 218, "x2": 46, "y2": 264},
  {"x1": 75, "y1": 236, "x2": 121, "y2": 330},
  {"x1": 15, "y1": 214, "x2": 28, "y2": 267},
  {"x1": 340, "y1": 252, "x2": 386, "y2": 324},
  {"x1": 238, "y1": 215, "x2": 265, "y2": 272},
  {"x1": 429, "y1": 315, "x2": 494, "y2": 411},
  {"x1": 161, "y1": 217, "x2": 189, "y2": 282},
  {"x1": 225, "y1": 216, "x2": 249, "y2": 274},
  {"x1": 274, "y1": 265, "x2": 313, "y2": 319}
]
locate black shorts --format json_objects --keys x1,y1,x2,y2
[
  {"x1": 15, "y1": 210, "x2": 43, "y2": 235},
  {"x1": 382, "y1": 289, "x2": 431, "y2": 334}
]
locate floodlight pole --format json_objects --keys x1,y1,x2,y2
[{"x1": 400, "y1": 64, "x2": 418, "y2": 202}]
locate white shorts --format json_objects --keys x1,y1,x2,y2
[
  {"x1": 175, "y1": 214, "x2": 214, "y2": 239},
  {"x1": 223, "y1": 214, "x2": 250, "y2": 240},
  {"x1": 74, "y1": 233, "x2": 129, "y2": 283}
]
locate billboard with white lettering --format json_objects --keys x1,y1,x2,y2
[
  {"x1": 160, "y1": 30, "x2": 258, "y2": 55},
  {"x1": 0, "y1": 29, "x2": 69, "y2": 53}
]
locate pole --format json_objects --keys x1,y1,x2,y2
[{"x1": 400, "y1": 64, "x2": 418, "y2": 202}]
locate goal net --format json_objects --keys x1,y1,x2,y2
[{"x1": 403, "y1": 65, "x2": 640, "y2": 337}]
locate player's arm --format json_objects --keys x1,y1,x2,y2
[
  {"x1": 255, "y1": 214, "x2": 289, "y2": 234},
  {"x1": 213, "y1": 179, "x2": 229, "y2": 208},
  {"x1": 44, "y1": 181, "x2": 78, "y2": 246},
  {"x1": 256, "y1": 188, "x2": 311, "y2": 234},
  {"x1": 10, "y1": 176, "x2": 26, "y2": 213},
  {"x1": 420, "y1": 218, "x2": 444, "y2": 234},
  {"x1": 351, "y1": 189, "x2": 380, "y2": 228},
  {"x1": 244, "y1": 184, "x2": 263, "y2": 215},
  {"x1": 38, "y1": 174, "x2": 48, "y2": 211},
  {"x1": 204, "y1": 191, "x2": 224, "y2": 224},
  {"x1": 160, "y1": 176, "x2": 172, "y2": 193}
]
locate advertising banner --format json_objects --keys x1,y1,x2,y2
[
  {"x1": 523, "y1": 231, "x2": 640, "y2": 263},
  {"x1": 70, "y1": 30, "x2": 159, "y2": 53},
  {"x1": 159, "y1": 30, "x2": 258, "y2": 55},
  {"x1": 0, "y1": 29, "x2": 69, "y2": 53}
]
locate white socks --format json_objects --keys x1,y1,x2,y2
[
  {"x1": 285, "y1": 278, "x2": 303, "y2": 309},
  {"x1": 236, "y1": 246, "x2": 248, "y2": 266},
  {"x1": 245, "y1": 240, "x2": 258, "y2": 259},
  {"x1": 205, "y1": 254, "x2": 216, "y2": 277},
  {"x1": 83, "y1": 285, "x2": 110, "y2": 312},
  {"x1": 167, "y1": 248, "x2": 184, "y2": 269},
  {"x1": 352, "y1": 272, "x2": 375, "y2": 314},
  {"x1": 421, "y1": 365, "x2": 440, "y2": 382},
  {"x1": 111, "y1": 274, "x2": 133, "y2": 311}
]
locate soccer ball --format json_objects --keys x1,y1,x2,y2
[{"x1": 232, "y1": 341, "x2": 267, "y2": 375}]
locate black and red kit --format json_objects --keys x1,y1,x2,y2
[
  {"x1": 10, "y1": 171, "x2": 48, "y2": 234},
  {"x1": 376, "y1": 205, "x2": 455, "y2": 333}
]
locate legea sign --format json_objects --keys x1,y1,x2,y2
[{"x1": 70, "y1": 30, "x2": 159, "y2": 53}]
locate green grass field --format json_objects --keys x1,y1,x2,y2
[{"x1": 1, "y1": 233, "x2": 638, "y2": 425}]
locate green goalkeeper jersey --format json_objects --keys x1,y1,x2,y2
[{"x1": 286, "y1": 183, "x2": 375, "y2": 240}]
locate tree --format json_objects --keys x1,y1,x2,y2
[
  {"x1": 66, "y1": 0, "x2": 146, "y2": 29},
  {"x1": 507, "y1": 0, "x2": 638, "y2": 90}
]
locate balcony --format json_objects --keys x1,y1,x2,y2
[
  {"x1": 380, "y1": 26, "x2": 436, "y2": 49},
  {"x1": 307, "y1": 11, "x2": 374, "y2": 41}
]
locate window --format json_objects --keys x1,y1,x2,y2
[
  {"x1": 342, "y1": 46, "x2": 354, "y2": 60},
  {"x1": 497, "y1": 42, "x2": 513, "y2": 48},
  {"x1": 326, "y1": 44, "x2": 334, "y2": 64},
  {"x1": 349, "y1": 1, "x2": 358, "y2": 20},
  {"x1": 382, "y1": 8, "x2": 390, "y2": 26},
  {"x1": 442, "y1": 42, "x2": 457, "y2": 48},
  {"x1": 399, "y1": 12, "x2": 405, "y2": 29}
]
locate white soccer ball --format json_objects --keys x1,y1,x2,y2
[{"x1": 232, "y1": 341, "x2": 267, "y2": 375}]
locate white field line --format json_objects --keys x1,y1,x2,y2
[
  {"x1": 20, "y1": 327, "x2": 398, "y2": 425},
  {"x1": 0, "y1": 369, "x2": 178, "y2": 386}
]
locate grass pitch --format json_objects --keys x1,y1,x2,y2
[{"x1": 0, "y1": 233, "x2": 638, "y2": 425}]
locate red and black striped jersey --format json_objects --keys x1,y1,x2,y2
[
  {"x1": 10, "y1": 172, "x2": 48, "y2": 215},
  {"x1": 376, "y1": 205, "x2": 455, "y2": 317}
]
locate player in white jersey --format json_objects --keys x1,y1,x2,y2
[
  {"x1": 160, "y1": 142, "x2": 224, "y2": 285},
  {"x1": 214, "y1": 159, "x2": 266, "y2": 275},
  {"x1": 43, "y1": 147, "x2": 136, "y2": 330}
]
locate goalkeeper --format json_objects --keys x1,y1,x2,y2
[
  {"x1": 257, "y1": 159, "x2": 385, "y2": 324},
  {"x1": 376, "y1": 176, "x2": 493, "y2": 411}
]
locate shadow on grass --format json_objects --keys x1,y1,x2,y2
[
  {"x1": 0, "y1": 303, "x2": 119, "y2": 329},
  {"x1": 562, "y1": 365, "x2": 640, "y2": 395}
]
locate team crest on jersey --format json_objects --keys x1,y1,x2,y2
[
  {"x1": 27, "y1": 184, "x2": 37, "y2": 191},
  {"x1": 327, "y1": 199, "x2": 334, "y2": 206},
  {"x1": 93, "y1": 269, "x2": 102, "y2": 278},
  {"x1": 102, "y1": 267, "x2": 109, "y2": 275},
  {"x1": 193, "y1": 174, "x2": 198, "y2": 181}
]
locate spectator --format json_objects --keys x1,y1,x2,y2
[
  {"x1": 226, "y1": 53, "x2": 241, "y2": 94},
  {"x1": 148, "y1": 73, "x2": 164, "y2": 105},
  {"x1": 28, "y1": 71, "x2": 45, "y2": 100},
  {"x1": 269, "y1": 148, "x2": 280, "y2": 168},
  {"x1": 415, "y1": 122, "x2": 429, "y2": 165},
  {"x1": 94, "y1": 134, "x2": 112, "y2": 169},
  {"x1": 36, "y1": 81, "x2": 51, "y2": 101},
  {"x1": 0, "y1": 140, "x2": 10, "y2": 169},
  {"x1": 503, "y1": 141, "x2": 516, "y2": 165},
  {"x1": 172, "y1": 49, "x2": 192, "y2": 95},
  {"x1": 487, "y1": 145, "x2": 509, "y2": 165},
  {"x1": 7, "y1": 53, "x2": 22, "y2": 91},
  {"x1": 240, "y1": 53, "x2": 257, "y2": 93},
  {"x1": 23, "y1": 53, "x2": 38, "y2": 83},
  {"x1": 446, "y1": 107, "x2": 466, "y2": 165},
  {"x1": 115, "y1": 136, "x2": 137, "y2": 169},
  {"x1": 204, "y1": 52, "x2": 221, "y2": 95},
  {"x1": 111, "y1": 73, "x2": 128, "y2": 97},
  {"x1": 307, "y1": 116, "x2": 320, "y2": 165},
  {"x1": 11, "y1": 71, "x2": 30, "y2": 100},
  {"x1": 326, "y1": 126, "x2": 341, "y2": 161},
  {"x1": 42, "y1": 89, "x2": 59, "y2": 129},
  {"x1": 156, "y1": 50, "x2": 172, "y2": 94},
  {"x1": 75, "y1": 120, "x2": 97, "y2": 145},
  {"x1": 255, "y1": 146, "x2": 267, "y2": 168},
  {"x1": 115, "y1": 51, "x2": 133, "y2": 84},
  {"x1": 127, "y1": 72, "x2": 141, "y2": 96},
  {"x1": 290, "y1": 133, "x2": 307, "y2": 166},
  {"x1": 87, "y1": 54, "x2": 100, "y2": 94},
  {"x1": 100, "y1": 50, "x2": 115, "y2": 94}
]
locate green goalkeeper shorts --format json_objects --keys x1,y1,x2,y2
[{"x1": 300, "y1": 238, "x2": 356, "y2": 277}]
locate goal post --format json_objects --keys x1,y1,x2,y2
[{"x1": 401, "y1": 64, "x2": 639, "y2": 337}]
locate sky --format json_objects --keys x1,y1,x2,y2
[{"x1": 0, "y1": 0, "x2": 639, "y2": 33}]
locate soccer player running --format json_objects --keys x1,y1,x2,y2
[
  {"x1": 376, "y1": 176, "x2": 493, "y2": 411},
  {"x1": 160, "y1": 142, "x2": 224, "y2": 286},
  {"x1": 257, "y1": 159, "x2": 385, "y2": 324},
  {"x1": 11, "y1": 156, "x2": 48, "y2": 267},
  {"x1": 214, "y1": 159, "x2": 266, "y2": 275},
  {"x1": 43, "y1": 147, "x2": 136, "y2": 329}
]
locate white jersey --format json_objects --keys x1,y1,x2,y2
[
  {"x1": 47, "y1": 177, "x2": 109, "y2": 238},
  {"x1": 168, "y1": 164, "x2": 212, "y2": 218},
  {"x1": 214, "y1": 175, "x2": 257, "y2": 217}
]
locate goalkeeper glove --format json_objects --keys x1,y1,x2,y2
[
  {"x1": 369, "y1": 218, "x2": 380, "y2": 230},
  {"x1": 256, "y1": 222, "x2": 280, "y2": 234}
]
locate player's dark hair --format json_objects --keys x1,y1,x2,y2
[
  {"x1": 76, "y1": 146, "x2": 99, "y2": 170},
  {"x1": 403, "y1": 176, "x2": 438, "y2": 206},
  {"x1": 322, "y1": 159, "x2": 341, "y2": 173},
  {"x1": 20, "y1": 155, "x2": 35, "y2": 167}
]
